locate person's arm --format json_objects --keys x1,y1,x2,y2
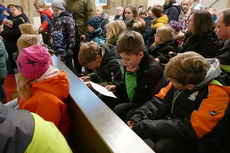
[
  {"x1": 65, "y1": 16, "x2": 76, "y2": 50},
  {"x1": 132, "y1": 85, "x2": 230, "y2": 141}
]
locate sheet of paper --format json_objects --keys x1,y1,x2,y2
[{"x1": 89, "y1": 81, "x2": 117, "y2": 98}]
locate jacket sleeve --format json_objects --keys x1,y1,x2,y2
[
  {"x1": 132, "y1": 85, "x2": 230, "y2": 141},
  {"x1": 65, "y1": 16, "x2": 76, "y2": 50},
  {"x1": 130, "y1": 96, "x2": 170, "y2": 122},
  {"x1": 40, "y1": 14, "x2": 50, "y2": 30},
  {"x1": 23, "y1": 94, "x2": 62, "y2": 127}
]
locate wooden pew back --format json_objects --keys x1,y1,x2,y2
[{"x1": 52, "y1": 56, "x2": 155, "y2": 153}]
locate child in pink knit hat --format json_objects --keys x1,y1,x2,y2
[{"x1": 17, "y1": 44, "x2": 71, "y2": 138}]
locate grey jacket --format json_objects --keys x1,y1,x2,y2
[{"x1": 0, "y1": 36, "x2": 8, "y2": 79}]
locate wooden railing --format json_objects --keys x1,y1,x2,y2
[{"x1": 52, "y1": 56, "x2": 155, "y2": 153}]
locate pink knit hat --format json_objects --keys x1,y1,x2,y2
[{"x1": 17, "y1": 45, "x2": 51, "y2": 80}]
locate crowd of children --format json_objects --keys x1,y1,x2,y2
[{"x1": 0, "y1": 0, "x2": 230, "y2": 152}]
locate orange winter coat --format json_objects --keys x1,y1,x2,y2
[{"x1": 19, "y1": 71, "x2": 70, "y2": 138}]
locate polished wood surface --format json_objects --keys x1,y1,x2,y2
[{"x1": 52, "y1": 56, "x2": 155, "y2": 153}]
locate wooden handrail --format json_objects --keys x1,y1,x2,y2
[{"x1": 52, "y1": 56, "x2": 155, "y2": 153}]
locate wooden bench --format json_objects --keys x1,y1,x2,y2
[{"x1": 52, "y1": 56, "x2": 155, "y2": 153}]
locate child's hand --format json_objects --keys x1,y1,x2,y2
[
  {"x1": 38, "y1": 27, "x2": 44, "y2": 33},
  {"x1": 127, "y1": 120, "x2": 134, "y2": 129},
  {"x1": 80, "y1": 76, "x2": 90, "y2": 82},
  {"x1": 155, "y1": 58, "x2": 160, "y2": 63},
  {"x1": 86, "y1": 82, "x2": 93, "y2": 89},
  {"x1": 3, "y1": 10, "x2": 9, "y2": 16},
  {"x1": 106, "y1": 85, "x2": 116, "y2": 93}
]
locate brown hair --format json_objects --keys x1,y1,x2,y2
[
  {"x1": 34, "y1": 0, "x2": 45, "y2": 8},
  {"x1": 78, "y1": 42, "x2": 101, "y2": 66},
  {"x1": 124, "y1": 6, "x2": 146, "y2": 30},
  {"x1": 106, "y1": 20, "x2": 126, "y2": 44},
  {"x1": 17, "y1": 34, "x2": 39, "y2": 52},
  {"x1": 116, "y1": 30, "x2": 145, "y2": 55},
  {"x1": 191, "y1": 10, "x2": 215, "y2": 35},
  {"x1": 165, "y1": 51, "x2": 210, "y2": 85},
  {"x1": 151, "y1": 5, "x2": 163, "y2": 18},
  {"x1": 156, "y1": 25, "x2": 174, "y2": 43},
  {"x1": 219, "y1": 8, "x2": 230, "y2": 26},
  {"x1": 19, "y1": 23, "x2": 38, "y2": 35}
]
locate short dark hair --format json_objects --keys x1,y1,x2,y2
[
  {"x1": 151, "y1": 5, "x2": 163, "y2": 18},
  {"x1": 219, "y1": 8, "x2": 230, "y2": 26},
  {"x1": 116, "y1": 31, "x2": 145, "y2": 55},
  {"x1": 14, "y1": 5, "x2": 24, "y2": 13}
]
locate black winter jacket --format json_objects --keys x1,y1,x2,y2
[
  {"x1": 179, "y1": 31, "x2": 219, "y2": 58},
  {"x1": 149, "y1": 39, "x2": 178, "y2": 63},
  {"x1": 115, "y1": 52, "x2": 167, "y2": 104},
  {"x1": 89, "y1": 44, "x2": 123, "y2": 85}
]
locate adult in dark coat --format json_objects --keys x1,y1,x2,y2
[
  {"x1": 163, "y1": 0, "x2": 180, "y2": 21},
  {"x1": 215, "y1": 8, "x2": 230, "y2": 75},
  {"x1": 179, "y1": 10, "x2": 219, "y2": 58},
  {"x1": 0, "y1": 5, "x2": 29, "y2": 73}
]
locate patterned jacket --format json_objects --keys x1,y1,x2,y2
[{"x1": 51, "y1": 10, "x2": 75, "y2": 51}]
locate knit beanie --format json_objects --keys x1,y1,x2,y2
[
  {"x1": 17, "y1": 44, "x2": 51, "y2": 80},
  {"x1": 88, "y1": 17, "x2": 101, "y2": 30},
  {"x1": 51, "y1": 0, "x2": 66, "y2": 10}
]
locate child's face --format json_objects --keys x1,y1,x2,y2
[
  {"x1": 124, "y1": 8, "x2": 134, "y2": 20},
  {"x1": 154, "y1": 34, "x2": 161, "y2": 45},
  {"x1": 181, "y1": 0, "x2": 191, "y2": 12},
  {"x1": 139, "y1": 14, "x2": 146, "y2": 20},
  {"x1": 119, "y1": 52, "x2": 144, "y2": 72},
  {"x1": 52, "y1": 7, "x2": 63, "y2": 17},
  {"x1": 86, "y1": 55, "x2": 101, "y2": 70},
  {"x1": 150, "y1": 12, "x2": 156, "y2": 19},
  {"x1": 88, "y1": 24, "x2": 95, "y2": 32},
  {"x1": 35, "y1": 6, "x2": 43, "y2": 13}
]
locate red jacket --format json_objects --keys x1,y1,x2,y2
[{"x1": 19, "y1": 71, "x2": 70, "y2": 138}]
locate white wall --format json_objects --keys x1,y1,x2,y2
[
  {"x1": 148, "y1": 0, "x2": 228, "y2": 13},
  {"x1": 201, "y1": 0, "x2": 228, "y2": 13},
  {"x1": 148, "y1": 0, "x2": 164, "y2": 7}
]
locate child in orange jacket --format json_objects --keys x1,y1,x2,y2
[{"x1": 17, "y1": 44, "x2": 70, "y2": 138}]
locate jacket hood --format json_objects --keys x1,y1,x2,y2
[
  {"x1": 31, "y1": 71, "x2": 69, "y2": 101},
  {"x1": 41, "y1": 9, "x2": 53, "y2": 19},
  {"x1": 196, "y1": 58, "x2": 221, "y2": 88}
]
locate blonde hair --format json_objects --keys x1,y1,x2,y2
[
  {"x1": 78, "y1": 42, "x2": 101, "y2": 66},
  {"x1": 17, "y1": 34, "x2": 39, "y2": 52},
  {"x1": 34, "y1": 0, "x2": 45, "y2": 8},
  {"x1": 179, "y1": 0, "x2": 192, "y2": 19},
  {"x1": 156, "y1": 25, "x2": 174, "y2": 43},
  {"x1": 19, "y1": 23, "x2": 38, "y2": 35},
  {"x1": 18, "y1": 72, "x2": 32, "y2": 101},
  {"x1": 165, "y1": 51, "x2": 210, "y2": 85},
  {"x1": 106, "y1": 20, "x2": 126, "y2": 44}
]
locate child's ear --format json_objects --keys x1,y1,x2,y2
[
  {"x1": 186, "y1": 84, "x2": 195, "y2": 90},
  {"x1": 95, "y1": 55, "x2": 101, "y2": 61},
  {"x1": 138, "y1": 51, "x2": 144, "y2": 58}
]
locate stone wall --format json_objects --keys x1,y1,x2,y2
[{"x1": 104, "y1": 0, "x2": 148, "y2": 15}]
